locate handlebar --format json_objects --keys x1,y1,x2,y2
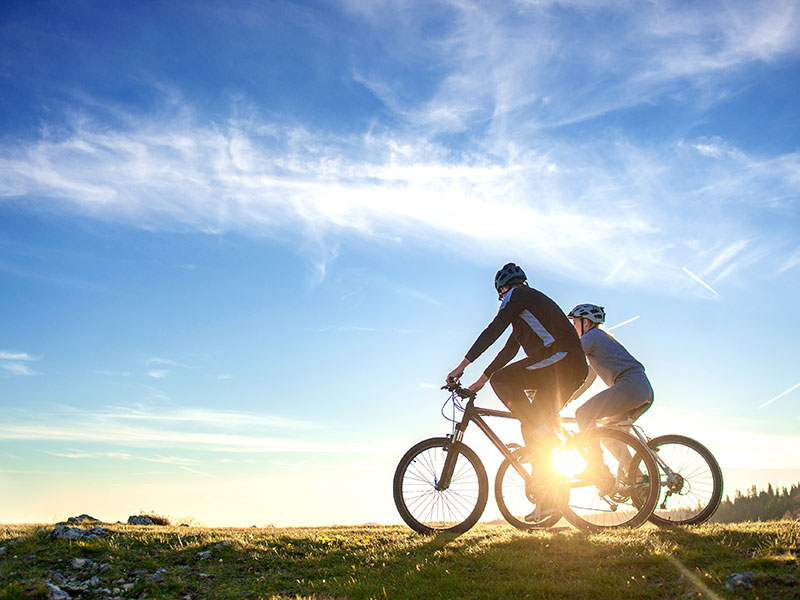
[{"x1": 442, "y1": 379, "x2": 476, "y2": 400}]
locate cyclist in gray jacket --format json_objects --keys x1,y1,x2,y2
[{"x1": 566, "y1": 304, "x2": 653, "y2": 431}]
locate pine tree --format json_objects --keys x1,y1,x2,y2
[{"x1": 711, "y1": 481, "x2": 800, "y2": 523}]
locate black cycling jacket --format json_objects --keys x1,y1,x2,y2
[{"x1": 465, "y1": 285, "x2": 582, "y2": 377}]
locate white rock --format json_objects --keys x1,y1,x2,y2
[
  {"x1": 45, "y1": 582, "x2": 71, "y2": 599},
  {"x1": 725, "y1": 572, "x2": 757, "y2": 591},
  {"x1": 70, "y1": 558, "x2": 96, "y2": 569}
]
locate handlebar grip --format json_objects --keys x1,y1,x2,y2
[{"x1": 441, "y1": 379, "x2": 476, "y2": 399}]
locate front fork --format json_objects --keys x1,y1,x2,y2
[{"x1": 435, "y1": 424, "x2": 466, "y2": 491}]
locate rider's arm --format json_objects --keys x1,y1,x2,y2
[
  {"x1": 464, "y1": 302, "x2": 515, "y2": 364},
  {"x1": 567, "y1": 365, "x2": 597, "y2": 404},
  {"x1": 467, "y1": 372, "x2": 489, "y2": 392},
  {"x1": 483, "y1": 333, "x2": 520, "y2": 378},
  {"x1": 447, "y1": 357, "x2": 471, "y2": 382}
]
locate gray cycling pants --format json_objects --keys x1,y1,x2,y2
[{"x1": 575, "y1": 370, "x2": 653, "y2": 431}]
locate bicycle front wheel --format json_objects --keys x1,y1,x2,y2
[
  {"x1": 495, "y1": 453, "x2": 562, "y2": 530},
  {"x1": 557, "y1": 428, "x2": 659, "y2": 532},
  {"x1": 646, "y1": 434, "x2": 723, "y2": 526},
  {"x1": 393, "y1": 437, "x2": 488, "y2": 534}
]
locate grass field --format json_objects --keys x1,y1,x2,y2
[{"x1": 1, "y1": 520, "x2": 798, "y2": 599}]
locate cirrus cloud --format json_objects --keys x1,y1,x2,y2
[{"x1": 0, "y1": 350, "x2": 39, "y2": 376}]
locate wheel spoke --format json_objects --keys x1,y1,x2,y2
[
  {"x1": 558, "y1": 428, "x2": 659, "y2": 531},
  {"x1": 648, "y1": 435, "x2": 722, "y2": 525},
  {"x1": 394, "y1": 439, "x2": 488, "y2": 533}
]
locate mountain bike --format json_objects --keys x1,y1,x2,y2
[{"x1": 393, "y1": 381, "x2": 660, "y2": 534}]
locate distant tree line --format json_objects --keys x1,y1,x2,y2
[{"x1": 712, "y1": 482, "x2": 800, "y2": 523}]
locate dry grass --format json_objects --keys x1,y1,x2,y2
[{"x1": 1, "y1": 521, "x2": 798, "y2": 599}]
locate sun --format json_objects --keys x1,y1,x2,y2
[{"x1": 552, "y1": 448, "x2": 588, "y2": 478}]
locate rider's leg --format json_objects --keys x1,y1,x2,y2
[
  {"x1": 490, "y1": 354, "x2": 587, "y2": 519},
  {"x1": 574, "y1": 373, "x2": 653, "y2": 431},
  {"x1": 491, "y1": 352, "x2": 589, "y2": 461},
  {"x1": 574, "y1": 374, "x2": 653, "y2": 480},
  {"x1": 490, "y1": 360, "x2": 559, "y2": 454}
]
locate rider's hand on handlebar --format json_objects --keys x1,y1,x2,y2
[
  {"x1": 466, "y1": 373, "x2": 489, "y2": 393},
  {"x1": 446, "y1": 369, "x2": 463, "y2": 385},
  {"x1": 446, "y1": 358, "x2": 470, "y2": 386}
]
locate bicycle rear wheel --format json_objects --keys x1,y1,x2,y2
[
  {"x1": 393, "y1": 437, "x2": 488, "y2": 534},
  {"x1": 556, "y1": 428, "x2": 659, "y2": 532},
  {"x1": 494, "y1": 453, "x2": 562, "y2": 530},
  {"x1": 646, "y1": 434, "x2": 723, "y2": 525}
]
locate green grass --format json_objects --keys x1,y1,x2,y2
[{"x1": 1, "y1": 521, "x2": 798, "y2": 599}]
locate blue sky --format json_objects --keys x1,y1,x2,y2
[{"x1": 1, "y1": 0, "x2": 798, "y2": 526}]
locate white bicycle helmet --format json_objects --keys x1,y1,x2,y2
[{"x1": 568, "y1": 304, "x2": 606, "y2": 324}]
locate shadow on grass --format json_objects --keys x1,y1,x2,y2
[{"x1": 353, "y1": 523, "x2": 799, "y2": 600}]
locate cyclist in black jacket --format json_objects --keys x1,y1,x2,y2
[{"x1": 446, "y1": 263, "x2": 588, "y2": 519}]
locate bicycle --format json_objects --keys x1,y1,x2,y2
[{"x1": 393, "y1": 381, "x2": 661, "y2": 534}]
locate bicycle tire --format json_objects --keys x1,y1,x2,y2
[
  {"x1": 645, "y1": 434, "x2": 723, "y2": 526},
  {"x1": 494, "y1": 454, "x2": 562, "y2": 530},
  {"x1": 393, "y1": 437, "x2": 488, "y2": 534},
  {"x1": 556, "y1": 428, "x2": 659, "y2": 532}
]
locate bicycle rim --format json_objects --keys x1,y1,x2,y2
[
  {"x1": 647, "y1": 435, "x2": 723, "y2": 525},
  {"x1": 557, "y1": 428, "x2": 659, "y2": 531},
  {"x1": 393, "y1": 438, "x2": 488, "y2": 534},
  {"x1": 495, "y1": 456, "x2": 562, "y2": 530}
]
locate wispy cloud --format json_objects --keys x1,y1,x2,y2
[
  {"x1": 43, "y1": 449, "x2": 216, "y2": 477},
  {"x1": 3, "y1": 110, "x2": 796, "y2": 294},
  {"x1": 0, "y1": 405, "x2": 346, "y2": 455},
  {"x1": 0, "y1": 350, "x2": 39, "y2": 376},
  {"x1": 383, "y1": 281, "x2": 442, "y2": 307},
  {"x1": 0, "y1": 422, "x2": 357, "y2": 454},
  {"x1": 0, "y1": 351, "x2": 35, "y2": 360},
  {"x1": 94, "y1": 406, "x2": 319, "y2": 430},
  {"x1": 43, "y1": 450, "x2": 133, "y2": 460},
  {"x1": 146, "y1": 357, "x2": 182, "y2": 367},
  {"x1": 777, "y1": 249, "x2": 800, "y2": 275},
  {"x1": 143, "y1": 356, "x2": 190, "y2": 379},
  {"x1": 348, "y1": 1, "x2": 800, "y2": 132},
  {"x1": 0, "y1": 2, "x2": 798, "y2": 294}
]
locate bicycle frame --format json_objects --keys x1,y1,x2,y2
[
  {"x1": 436, "y1": 395, "x2": 530, "y2": 490},
  {"x1": 436, "y1": 390, "x2": 672, "y2": 495},
  {"x1": 560, "y1": 415, "x2": 681, "y2": 489}
]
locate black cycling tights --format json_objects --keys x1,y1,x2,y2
[{"x1": 489, "y1": 353, "x2": 587, "y2": 448}]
